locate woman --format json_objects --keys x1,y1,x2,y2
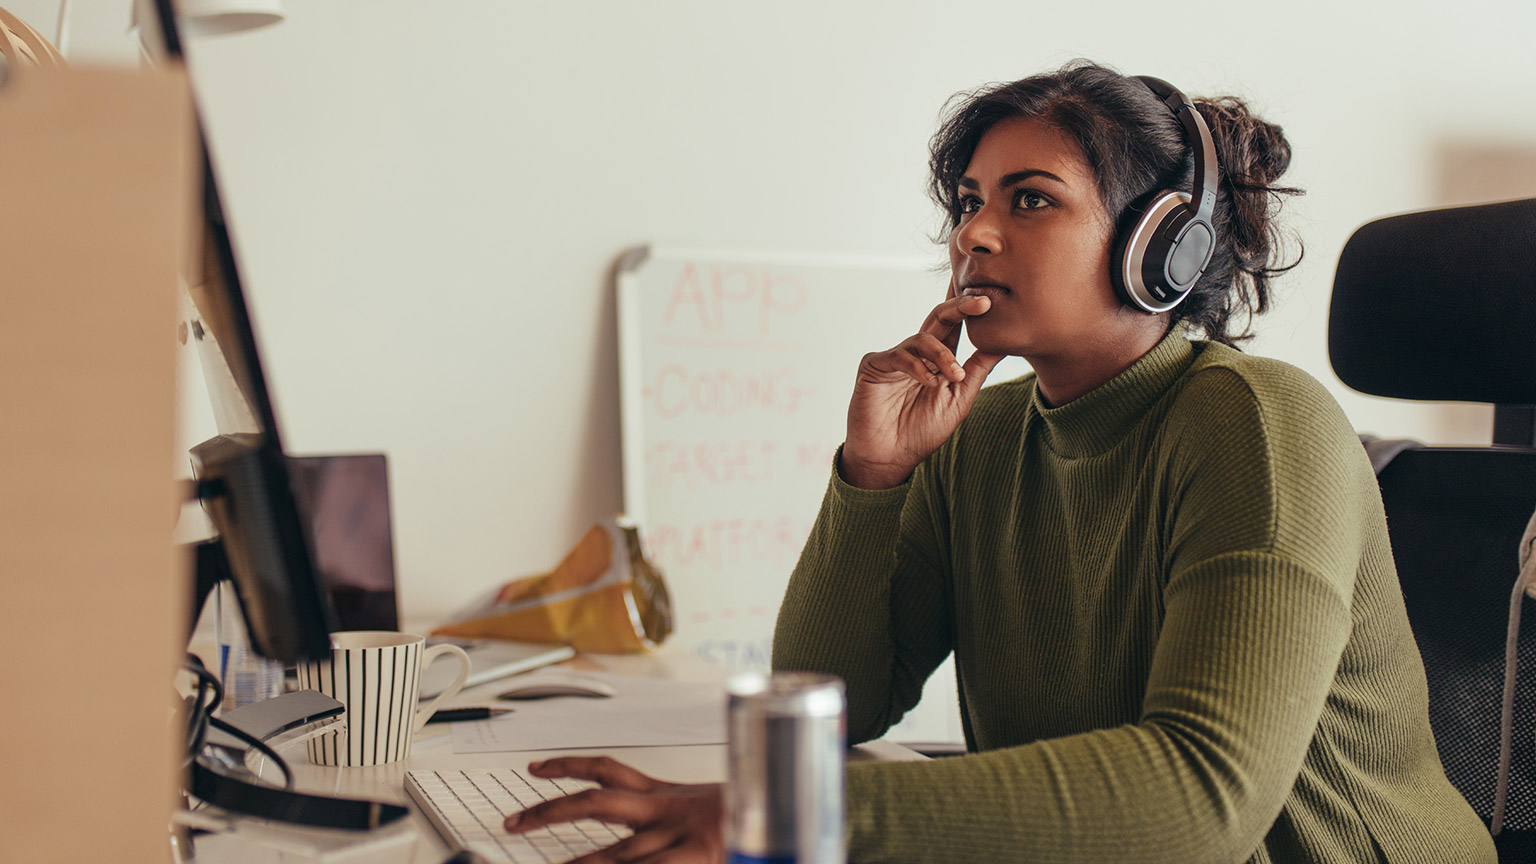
[{"x1": 507, "y1": 62, "x2": 1495, "y2": 863}]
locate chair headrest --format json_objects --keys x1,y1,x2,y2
[{"x1": 1328, "y1": 197, "x2": 1536, "y2": 405}]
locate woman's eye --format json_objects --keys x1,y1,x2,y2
[
  {"x1": 1017, "y1": 191, "x2": 1048, "y2": 210},
  {"x1": 958, "y1": 195, "x2": 982, "y2": 215}
]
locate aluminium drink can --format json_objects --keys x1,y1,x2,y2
[{"x1": 725, "y1": 671, "x2": 846, "y2": 864}]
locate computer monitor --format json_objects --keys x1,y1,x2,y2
[{"x1": 156, "y1": 0, "x2": 336, "y2": 665}]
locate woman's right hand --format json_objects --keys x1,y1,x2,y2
[
  {"x1": 840, "y1": 292, "x2": 1004, "y2": 489},
  {"x1": 505, "y1": 756, "x2": 723, "y2": 863}
]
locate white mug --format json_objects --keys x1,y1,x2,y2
[{"x1": 295, "y1": 631, "x2": 471, "y2": 767}]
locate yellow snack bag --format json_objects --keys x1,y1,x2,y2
[{"x1": 432, "y1": 517, "x2": 672, "y2": 654}]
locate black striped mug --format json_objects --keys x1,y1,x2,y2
[{"x1": 296, "y1": 631, "x2": 471, "y2": 767}]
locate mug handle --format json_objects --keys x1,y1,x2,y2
[{"x1": 412, "y1": 643, "x2": 472, "y2": 733}]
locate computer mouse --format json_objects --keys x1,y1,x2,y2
[{"x1": 495, "y1": 672, "x2": 618, "y2": 700}]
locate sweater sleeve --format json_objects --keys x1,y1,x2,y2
[
  {"x1": 840, "y1": 367, "x2": 1368, "y2": 863},
  {"x1": 771, "y1": 447, "x2": 956, "y2": 743}
]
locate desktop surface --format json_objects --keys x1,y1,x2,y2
[{"x1": 203, "y1": 647, "x2": 920, "y2": 863}]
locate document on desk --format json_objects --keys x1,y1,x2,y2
[{"x1": 450, "y1": 672, "x2": 727, "y2": 753}]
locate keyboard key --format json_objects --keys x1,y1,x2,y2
[{"x1": 406, "y1": 768, "x2": 630, "y2": 864}]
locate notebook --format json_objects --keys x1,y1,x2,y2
[{"x1": 288, "y1": 453, "x2": 572, "y2": 698}]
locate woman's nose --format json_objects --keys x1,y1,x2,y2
[{"x1": 954, "y1": 206, "x2": 1002, "y2": 256}]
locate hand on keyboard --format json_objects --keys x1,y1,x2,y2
[{"x1": 505, "y1": 756, "x2": 724, "y2": 864}]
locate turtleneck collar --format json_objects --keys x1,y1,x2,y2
[{"x1": 1030, "y1": 329, "x2": 1198, "y2": 459}]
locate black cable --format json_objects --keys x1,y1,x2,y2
[
  {"x1": 190, "y1": 685, "x2": 210, "y2": 754},
  {"x1": 182, "y1": 655, "x2": 222, "y2": 757},
  {"x1": 179, "y1": 655, "x2": 293, "y2": 791},
  {"x1": 207, "y1": 715, "x2": 293, "y2": 791},
  {"x1": 183, "y1": 653, "x2": 220, "y2": 693},
  {"x1": 173, "y1": 660, "x2": 408, "y2": 830},
  {"x1": 180, "y1": 656, "x2": 226, "y2": 813}
]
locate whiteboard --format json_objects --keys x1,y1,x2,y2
[{"x1": 618, "y1": 246, "x2": 1001, "y2": 742}]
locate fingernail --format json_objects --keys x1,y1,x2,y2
[
  {"x1": 951, "y1": 363, "x2": 964, "y2": 377},
  {"x1": 504, "y1": 812, "x2": 520, "y2": 829}
]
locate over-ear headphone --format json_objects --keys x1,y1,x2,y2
[{"x1": 1111, "y1": 75, "x2": 1220, "y2": 314}]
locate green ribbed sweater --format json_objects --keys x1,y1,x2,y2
[{"x1": 772, "y1": 333, "x2": 1494, "y2": 863}]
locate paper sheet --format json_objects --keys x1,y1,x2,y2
[{"x1": 450, "y1": 671, "x2": 727, "y2": 753}]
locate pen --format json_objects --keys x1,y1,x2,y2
[{"x1": 426, "y1": 707, "x2": 514, "y2": 724}]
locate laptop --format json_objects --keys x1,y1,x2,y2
[{"x1": 287, "y1": 453, "x2": 573, "y2": 698}]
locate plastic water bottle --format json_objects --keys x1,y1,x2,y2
[{"x1": 215, "y1": 583, "x2": 285, "y2": 710}]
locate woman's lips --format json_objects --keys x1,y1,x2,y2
[{"x1": 960, "y1": 281, "x2": 1010, "y2": 300}]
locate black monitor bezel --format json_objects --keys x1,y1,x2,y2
[{"x1": 157, "y1": 0, "x2": 336, "y2": 663}]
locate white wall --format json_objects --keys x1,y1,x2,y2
[{"x1": 12, "y1": 0, "x2": 1536, "y2": 623}]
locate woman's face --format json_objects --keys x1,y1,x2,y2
[{"x1": 948, "y1": 117, "x2": 1130, "y2": 360}]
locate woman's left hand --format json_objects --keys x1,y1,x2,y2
[{"x1": 504, "y1": 755, "x2": 725, "y2": 863}]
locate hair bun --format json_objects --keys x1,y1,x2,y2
[
  {"x1": 1187, "y1": 95, "x2": 1302, "y2": 339},
  {"x1": 1196, "y1": 97, "x2": 1293, "y2": 190}
]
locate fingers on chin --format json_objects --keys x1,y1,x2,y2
[
  {"x1": 904, "y1": 352, "x2": 941, "y2": 386},
  {"x1": 909, "y1": 333, "x2": 957, "y2": 363}
]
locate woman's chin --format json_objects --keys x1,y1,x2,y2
[{"x1": 963, "y1": 317, "x2": 1025, "y2": 357}]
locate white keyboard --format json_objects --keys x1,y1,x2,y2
[{"x1": 405, "y1": 768, "x2": 631, "y2": 863}]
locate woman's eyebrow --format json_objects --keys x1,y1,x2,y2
[{"x1": 957, "y1": 168, "x2": 1067, "y2": 191}]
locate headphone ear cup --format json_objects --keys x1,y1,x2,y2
[
  {"x1": 1167, "y1": 219, "x2": 1214, "y2": 287},
  {"x1": 1112, "y1": 190, "x2": 1201, "y2": 314},
  {"x1": 1111, "y1": 192, "x2": 1162, "y2": 309}
]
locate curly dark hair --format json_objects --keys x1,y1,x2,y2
[{"x1": 928, "y1": 60, "x2": 1302, "y2": 346}]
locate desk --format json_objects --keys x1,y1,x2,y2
[{"x1": 190, "y1": 647, "x2": 923, "y2": 863}]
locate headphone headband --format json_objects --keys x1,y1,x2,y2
[
  {"x1": 1111, "y1": 75, "x2": 1222, "y2": 314},
  {"x1": 1133, "y1": 76, "x2": 1218, "y2": 227}
]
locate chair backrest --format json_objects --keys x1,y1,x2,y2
[
  {"x1": 1329, "y1": 199, "x2": 1536, "y2": 860},
  {"x1": 1377, "y1": 450, "x2": 1536, "y2": 823},
  {"x1": 1330, "y1": 197, "x2": 1536, "y2": 428}
]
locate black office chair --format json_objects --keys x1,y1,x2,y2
[{"x1": 1329, "y1": 197, "x2": 1536, "y2": 862}]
